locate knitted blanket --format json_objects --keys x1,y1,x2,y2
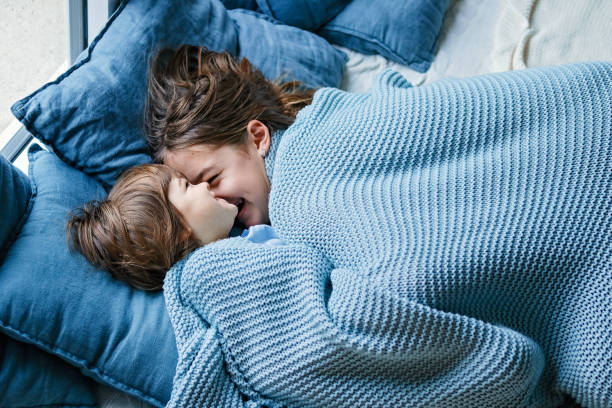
[{"x1": 164, "y1": 63, "x2": 612, "y2": 408}]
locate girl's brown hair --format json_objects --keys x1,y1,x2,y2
[
  {"x1": 144, "y1": 44, "x2": 314, "y2": 162},
  {"x1": 66, "y1": 164, "x2": 200, "y2": 291}
]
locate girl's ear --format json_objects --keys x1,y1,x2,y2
[{"x1": 246, "y1": 120, "x2": 271, "y2": 156}]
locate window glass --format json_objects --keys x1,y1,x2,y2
[{"x1": 0, "y1": 0, "x2": 68, "y2": 171}]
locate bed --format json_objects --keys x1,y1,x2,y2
[{"x1": 0, "y1": 0, "x2": 610, "y2": 407}]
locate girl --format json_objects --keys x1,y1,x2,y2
[{"x1": 145, "y1": 44, "x2": 314, "y2": 228}]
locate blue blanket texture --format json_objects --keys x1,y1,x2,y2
[{"x1": 164, "y1": 62, "x2": 612, "y2": 408}]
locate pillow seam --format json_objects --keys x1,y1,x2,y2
[
  {"x1": 231, "y1": 8, "x2": 282, "y2": 25},
  {"x1": 254, "y1": 0, "x2": 275, "y2": 19}
]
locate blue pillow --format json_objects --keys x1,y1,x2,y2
[
  {"x1": 254, "y1": 0, "x2": 349, "y2": 31},
  {"x1": 318, "y1": 0, "x2": 450, "y2": 72},
  {"x1": 0, "y1": 155, "x2": 96, "y2": 407},
  {"x1": 0, "y1": 155, "x2": 31, "y2": 262},
  {"x1": 0, "y1": 144, "x2": 177, "y2": 407},
  {"x1": 10, "y1": 0, "x2": 345, "y2": 189},
  {"x1": 230, "y1": 9, "x2": 345, "y2": 86},
  {"x1": 0, "y1": 334, "x2": 96, "y2": 407}
]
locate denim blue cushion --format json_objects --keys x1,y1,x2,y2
[
  {"x1": 319, "y1": 0, "x2": 450, "y2": 72},
  {"x1": 0, "y1": 155, "x2": 31, "y2": 262},
  {"x1": 10, "y1": 0, "x2": 345, "y2": 189},
  {"x1": 254, "y1": 0, "x2": 349, "y2": 31},
  {"x1": 0, "y1": 155, "x2": 96, "y2": 407},
  {"x1": 0, "y1": 144, "x2": 177, "y2": 407},
  {"x1": 0, "y1": 334, "x2": 96, "y2": 407},
  {"x1": 230, "y1": 9, "x2": 346, "y2": 86}
]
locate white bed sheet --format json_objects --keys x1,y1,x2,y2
[
  {"x1": 491, "y1": 0, "x2": 612, "y2": 71},
  {"x1": 95, "y1": 0, "x2": 504, "y2": 406},
  {"x1": 338, "y1": 0, "x2": 503, "y2": 93}
]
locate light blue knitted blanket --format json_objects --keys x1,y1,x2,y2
[{"x1": 164, "y1": 63, "x2": 612, "y2": 408}]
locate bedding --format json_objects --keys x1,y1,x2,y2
[
  {"x1": 165, "y1": 63, "x2": 612, "y2": 407},
  {"x1": 338, "y1": 0, "x2": 503, "y2": 93},
  {"x1": 220, "y1": 0, "x2": 450, "y2": 72},
  {"x1": 229, "y1": 8, "x2": 344, "y2": 86}
]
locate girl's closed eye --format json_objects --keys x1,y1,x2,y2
[{"x1": 208, "y1": 174, "x2": 219, "y2": 184}]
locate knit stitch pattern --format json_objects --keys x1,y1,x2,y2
[{"x1": 164, "y1": 62, "x2": 612, "y2": 408}]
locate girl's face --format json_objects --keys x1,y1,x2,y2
[
  {"x1": 164, "y1": 121, "x2": 271, "y2": 228},
  {"x1": 168, "y1": 174, "x2": 238, "y2": 244}
]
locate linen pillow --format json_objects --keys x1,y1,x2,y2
[
  {"x1": 0, "y1": 334, "x2": 96, "y2": 407},
  {"x1": 10, "y1": 0, "x2": 346, "y2": 189},
  {"x1": 318, "y1": 0, "x2": 450, "y2": 72},
  {"x1": 0, "y1": 144, "x2": 177, "y2": 407}
]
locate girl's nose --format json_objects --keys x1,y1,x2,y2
[{"x1": 200, "y1": 182, "x2": 215, "y2": 195}]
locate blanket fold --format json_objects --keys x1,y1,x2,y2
[{"x1": 165, "y1": 62, "x2": 612, "y2": 408}]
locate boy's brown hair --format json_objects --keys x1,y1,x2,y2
[
  {"x1": 144, "y1": 44, "x2": 314, "y2": 162},
  {"x1": 66, "y1": 164, "x2": 200, "y2": 291}
]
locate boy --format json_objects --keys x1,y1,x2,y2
[{"x1": 67, "y1": 164, "x2": 280, "y2": 290}]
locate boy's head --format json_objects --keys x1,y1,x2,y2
[{"x1": 66, "y1": 164, "x2": 237, "y2": 290}]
